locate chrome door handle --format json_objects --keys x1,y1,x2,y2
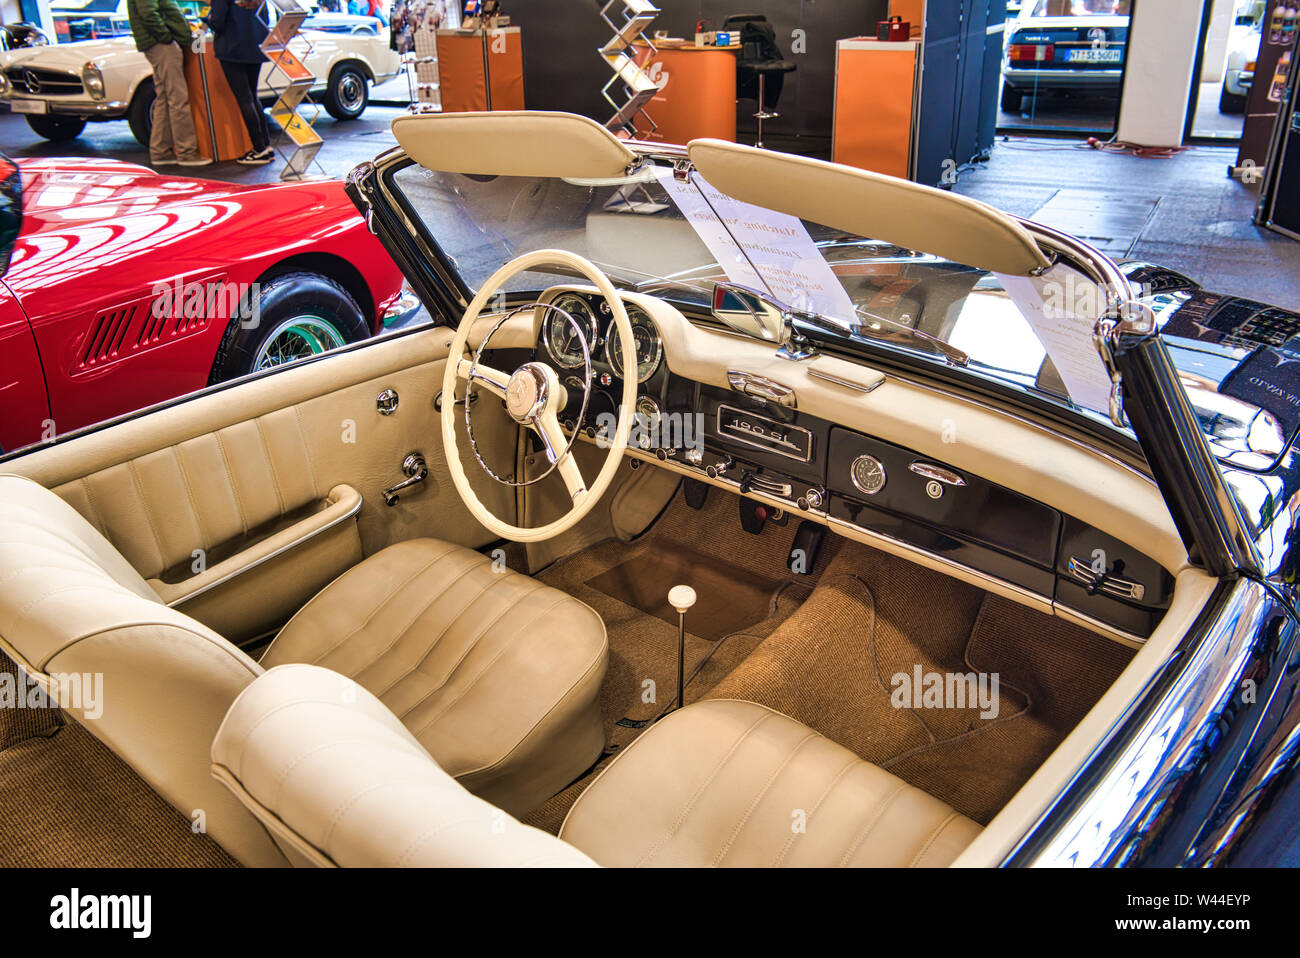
[{"x1": 909, "y1": 462, "x2": 966, "y2": 486}]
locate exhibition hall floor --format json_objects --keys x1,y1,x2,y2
[{"x1": 2, "y1": 107, "x2": 1296, "y2": 310}]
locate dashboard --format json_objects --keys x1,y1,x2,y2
[{"x1": 521, "y1": 288, "x2": 1174, "y2": 645}]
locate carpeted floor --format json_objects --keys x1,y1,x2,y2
[
  {"x1": 0, "y1": 706, "x2": 237, "y2": 868},
  {"x1": 527, "y1": 492, "x2": 1135, "y2": 832},
  {"x1": 536, "y1": 485, "x2": 838, "y2": 756}
]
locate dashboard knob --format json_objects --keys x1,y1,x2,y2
[
  {"x1": 684, "y1": 447, "x2": 704, "y2": 466},
  {"x1": 799, "y1": 487, "x2": 824, "y2": 510},
  {"x1": 705, "y1": 457, "x2": 733, "y2": 479},
  {"x1": 655, "y1": 447, "x2": 676, "y2": 461}
]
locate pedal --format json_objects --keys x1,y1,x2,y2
[
  {"x1": 739, "y1": 496, "x2": 769, "y2": 534},
  {"x1": 788, "y1": 519, "x2": 825, "y2": 575},
  {"x1": 683, "y1": 477, "x2": 709, "y2": 510}
]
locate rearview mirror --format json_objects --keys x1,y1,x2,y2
[{"x1": 710, "y1": 283, "x2": 790, "y2": 344}]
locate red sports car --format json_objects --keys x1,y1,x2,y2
[{"x1": 0, "y1": 154, "x2": 408, "y2": 454}]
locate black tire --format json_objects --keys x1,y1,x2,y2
[
  {"x1": 1000, "y1": 85, "x2": 1023, "y2": 114},
  {"x1": 1219, "y1": 83, "x2": 1247, "y2": 115},
  {"x1": 208, "y1": 271, "x2": 369, "y2": 384},
  {"x1": 323, "y1": 63, "x2": 368, "y2": 121},
  {"x1": 25, "y1": 114, "x2": 86, "y2": 141},
  {"x1": 127, "y1": 79, "x2": 154, "y2": 146}
]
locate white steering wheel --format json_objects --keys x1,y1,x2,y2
[{"x1": 440, "y1": 249, "x2": 637, "y2": 542}]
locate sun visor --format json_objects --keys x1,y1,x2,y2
[
  {"x1": 687, "y1": 139, "x2": 1052, "y2": 276},
  {"x1": 392, "y1": 111, "x2": 637, "y2": 179}
]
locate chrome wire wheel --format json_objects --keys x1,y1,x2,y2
[{"x1": 253, "y1": 315, "x2": 346, "y2": 370}]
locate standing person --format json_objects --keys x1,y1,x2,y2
[
  {"x1": 206, "y1": 0, "x2": 273, "y2": 165},
  {"x1": 127, "y1": 0, "x2": 210, "y2": 166}
]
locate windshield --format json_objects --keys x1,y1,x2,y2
[
  {"x1": 1028, "y1": 0, "x2": 1131, "y2": 15},
  {"x1": 392, "y1": 160, "x2": 1119, "y2": 424},
  {"x1": 0, "y1": 155, "x2": 20, "y2": 277}
]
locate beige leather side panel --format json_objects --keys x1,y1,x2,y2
[{"x1": 9, "y1": 327, "x2": 519, "y2": 639}]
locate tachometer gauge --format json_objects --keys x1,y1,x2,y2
[
  {"x1": 605, "y1": 305, "x2": 663, "y2": 384},
  {"x1": 545, "y1": 295, "x2": 598, "y2": 369}
]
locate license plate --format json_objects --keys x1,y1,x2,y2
[
  {"x1": 9, "y1": 98, "x2": 48, "y2": 114},
  {"x1": 1067, "y1": 48, "x2": 1122, "y2": 64}
]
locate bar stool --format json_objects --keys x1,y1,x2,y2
[{"x1": 724, "y1": 13, "x2": 797, "y2": 148}]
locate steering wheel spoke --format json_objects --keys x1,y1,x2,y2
[
  {"x1": 534, "y1": 411, "x2": 588, "y2": 502},
  {"x1": 456, "y1": 357, "x2": 510, "y2": 400}
]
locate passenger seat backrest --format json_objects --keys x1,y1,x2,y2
[
  {"x1": 0, "y1": 474, "x2": 285, "y2": 867},
  {"x1": 211, "y1": 664, "x2": 598, "y2": 867}
]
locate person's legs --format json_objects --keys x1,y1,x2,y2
[
  {"x1": 143, "y1": 44, "x2": 175, "y2": 162},
  {"x1": 145, "y1": 42, "x2": 200, "y2": 162},
  {"x1": 221, "y1": 59, "x2": 269, "y2": 153}
]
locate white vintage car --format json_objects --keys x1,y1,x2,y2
[{"x1": 0, "y1": 17, "x2": 400, "y2": 144}]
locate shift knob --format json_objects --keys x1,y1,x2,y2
[{"x1": 668, "y1": 585, "x2": 697, "y2": 614}]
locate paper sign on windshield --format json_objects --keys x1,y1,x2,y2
[
  {"x1": 997, "y1": 266, "x2": 1115, "y2": 415},
  {"x1": 657, "y1": 170, "x2": 858, "y2": 325}
]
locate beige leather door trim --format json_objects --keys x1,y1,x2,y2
[{"x1": 155, "y1": 484, "x2": 363, "y2": 608}]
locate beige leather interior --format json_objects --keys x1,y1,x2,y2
[
  {"x1": 213, "y1": 666, "x2": 980, "y2": 867},
  {"x1": 0, "y1": 474, "x2": 283, "y2": 867},
  {"x1": 561, "y1": 699, "x2": 982, "y2": 867},
  {"x1": 687, "y1": 138, "x2": 1053, "y2": 276},
  {"x1": 212, "y1": 664, "x2": 598, "y2": 867},
  {"x1": 0, "y1": 472, "x2": 610, "y2": 861},
  {"x1": 392, "y1": 111, "x2": 636, "y2": 179},
  {"x1": 6, "y1": 328, "x2": 518, "y2": 644},
  {"x1": 259, "y1": 538, "x2": 608, "y2": 816}
]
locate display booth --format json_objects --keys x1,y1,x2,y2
[{"x1": 436, "y1": 26, "x2": 524, "y2": 113}]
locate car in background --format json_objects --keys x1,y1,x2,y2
[
  {"x1": 0, "y1": 22, "x2": 51, "y2": 52},
  {"x1": 0, "y1": 154, "x2": 410, "y2": 454},
  {"x1": 1220, "y1": 0, "x2": 1265, "y2": 113},
  {"x1": 303, "y1": 13, "x2": 385, "y2": 34},
  {"x1": 1001, "y1": 0, "x2": 1131, "y2": 114},
  {"x1": 0, "y1": 15, "x2": 400, "y2": 144}
]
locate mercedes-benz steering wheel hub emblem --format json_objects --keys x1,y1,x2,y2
[{"x1": 505, "y1": 366, "x2": 545, "y2": 421}]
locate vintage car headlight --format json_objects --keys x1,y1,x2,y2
[
  {"x1": 82, "y1": 62, "x2": 105, "y2": 100},
  {"x1": 0, "y1": 71, "x2": 10, "y2": 96}
]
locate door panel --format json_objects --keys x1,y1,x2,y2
[{"x1": 7, "y1": 325, "x2": 519, "y2": 643}]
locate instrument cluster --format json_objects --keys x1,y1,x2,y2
[{"x1": 542, "y1": 293, "x2": 664, "y2": 384}]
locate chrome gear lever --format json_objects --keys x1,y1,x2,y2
[{"x1": 668, "y1": 585, "x2": 697, "y2": 714}]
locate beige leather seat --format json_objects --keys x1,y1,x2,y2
[
  {"x1": 212, "y1": 664, "x2": 982, "y2": 867},
  {"x1": 0, "y1": 475, "x2": 606, "y2": 866}
]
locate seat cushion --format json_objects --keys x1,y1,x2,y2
[
  {"x1": 213, "y1": 664, "x2": 597, "y2": 867},
  {"x1": 560, "y1": 699, "x2": 982, "y2": 867},
  {"x1": 260, "y1": 538, "x2": 608, "y2": 816}
]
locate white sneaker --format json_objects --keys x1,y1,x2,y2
[{"x1": 176, "y1": 156, "x2": 213, "y2": 167}]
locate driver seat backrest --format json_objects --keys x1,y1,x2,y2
[{"x1": 0, "y1": 474, "x2": 288, "y2": 867}]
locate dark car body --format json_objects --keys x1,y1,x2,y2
[{"x1": 1001, "y1": 0, "x2": 1131, "y2": 112}]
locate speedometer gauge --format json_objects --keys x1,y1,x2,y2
[
  {"x1": 545, "y1": 295, "x2": 598, "y2": 369},
  {"x1": 605, "y1": 305, "x2": 663, "y2": 383}
]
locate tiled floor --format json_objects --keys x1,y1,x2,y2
[{"x1": 953, "y1": 137, "x2": 1300, "y2": 311}]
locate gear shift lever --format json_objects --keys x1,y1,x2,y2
[{"x1": 668, "y1": 585, "x2": 697, "y2": 713}]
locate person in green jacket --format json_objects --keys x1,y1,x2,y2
[{"x1": 126, "y1": 0, "x2": 210, "y2": 166}]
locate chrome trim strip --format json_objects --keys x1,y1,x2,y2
[
  {"x1": 1052, "y1": 602, "x2": 1146, "y2": 650},
  {"x1": 166, "y1": 494, "x2": 363, "y2": 607},
  {"x1": 808, "y1": 368, "x2": 883, "y2": 393}
]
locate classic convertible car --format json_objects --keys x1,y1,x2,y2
[
  {"x1": 0, "y1": 15, "x2": 400, "y2": 143},
  {"x1": 0, "y1": 153, "x2": 406, "y2": 454},
  {"x1": 0, "y1": 112, "x2": 1297, "y2": 869}
]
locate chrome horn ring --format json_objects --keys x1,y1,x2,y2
[{"x1": 463, "y1": 301, "x2": 593, "y2": 488}]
